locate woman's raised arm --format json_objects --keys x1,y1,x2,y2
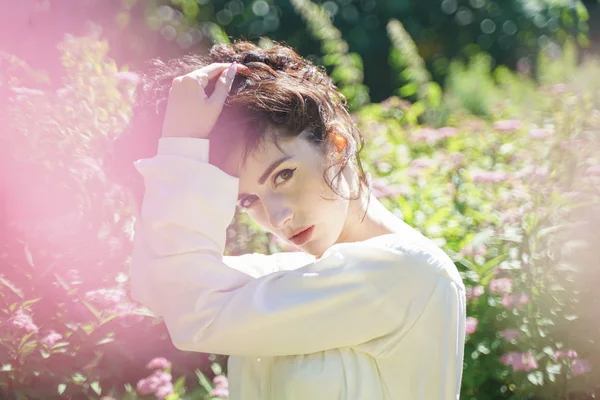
[{"x1": 129, "y1": 137, "x2": 444, "y2": 357}]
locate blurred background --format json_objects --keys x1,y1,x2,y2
[{"x1": 0, "y1": 0, "x2": 599, "y2": 399}]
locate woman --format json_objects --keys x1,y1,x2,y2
[{"x1": 125, "y1": 40, "x2": 466, "y2": 399}]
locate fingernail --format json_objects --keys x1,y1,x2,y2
[{"x1": 227, "y1": 63, "x2": 238, "y2": 80}]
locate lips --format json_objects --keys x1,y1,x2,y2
[{"x1": 288, "y1": 225, "x2": 314, "y2": 246}]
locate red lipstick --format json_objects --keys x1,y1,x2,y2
[{"x1": 288, "y1": 225, "x2": 314, "y2": 246}]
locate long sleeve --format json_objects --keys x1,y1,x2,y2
[{"x1": 129, "y1": 138, "x2": 441, "y2": 357}]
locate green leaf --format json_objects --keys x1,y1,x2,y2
[
  {"x1": 24, "y1": 245, "x2": 34, "y2": 267},
  {"x1": 90, "y1": 381, "x2": 101, "y2": 395},
  {"x1": 478, "y1": 253, "x2": 509, "y2": 278},
  {"x1": 0, "y1": 277, "x2": 24, "y2": 299},
  {"x1": 211, "y1": 362, "x2": 222, "y2": 376},
  {"x1": 195, "y1": 368, "x2": 214, "y2": 394},
  {"x1": 173, "y1": 376, "x2": 186, "y2": 392},
  {"x1": 527, "y1": 371, "x2": 544, "y2": 386},
  {"x1": 57, "y1": 384, "x2": 66, "y2": 395},
  {"x1": 95, "y1": 337, "x2": 115, "y2": 346}
]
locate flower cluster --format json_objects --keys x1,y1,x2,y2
[
  {"x1": 136, "y1": 357, "x2": 174, "y2": 399},
  {"x1": 211, "y1": 375, "x2": 230, "y2": 398}
]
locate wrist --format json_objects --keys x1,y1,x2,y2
[{"x1": 157, "y1": 137, "x2": 210, "y2": 162}]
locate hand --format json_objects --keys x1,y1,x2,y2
[{"x1": 161, "y1": 62, "x2": 244, "y2": 139}]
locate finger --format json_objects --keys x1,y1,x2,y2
[
  {"x1": 208, "y1": 63, "x2": 237, "y2": 105},
  {"x1": 197, "y1": 63, "x2": 233, "y2": 81}
]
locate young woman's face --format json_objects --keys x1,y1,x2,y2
[{"x1": 232, "y1": 130, "x2": 352, "y2": 257}]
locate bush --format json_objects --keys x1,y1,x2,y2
[{"x1": 1, "y1": 29, "x2": 599, "y2": 400}]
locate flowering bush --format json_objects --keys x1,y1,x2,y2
[{"x1": 1, "y1": 22, "x2": 599, "y2": 400}]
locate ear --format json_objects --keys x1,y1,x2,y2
[{"x1": 331, "y1": 131, "x2": 347, "y2": 153}]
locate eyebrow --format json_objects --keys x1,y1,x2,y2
[
  {"x1": 258, "y1": 156, "x2": 292, "y2": 185},
  {"x1": 237, "y1": 155, "x2": 292, "y2": 201}
]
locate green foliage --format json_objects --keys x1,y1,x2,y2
[
  {"x1": 1, "y1": 6, "x2": 599, "y2": 399},
  {"x1": 150, "y1": 0, "x2": 592, "y2": 104},
  {"x1": 289, "y1": 0, "x2": 370, "y2": 109}
]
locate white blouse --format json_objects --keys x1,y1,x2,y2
[{"x1": 130, "y1": 137, "x2": 466, "y2": 399}]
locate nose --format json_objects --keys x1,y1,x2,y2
[{"x1": 262, "y1": 195, "x2": 293, "y2": 231}]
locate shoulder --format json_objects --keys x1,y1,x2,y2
[{"x1": 322, "y1": 232, "x2": 464, "y2": 289}]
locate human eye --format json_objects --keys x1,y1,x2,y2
[
  {"x1": 273, "y1": 168, "x2": 296, "y2": 186},
  {"x1": 239, "y1": 195, "x2": 258, "y2": 209}
]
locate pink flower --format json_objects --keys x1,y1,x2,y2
[
  {"x1": 586, "y1": 165, "x2": 600, "y2": 176},
  {"x1": 211, "y1": 386, "x2": 230, "y2": 398},
  {"x1": 502, "y1": 293, "x2": 529, "y2": 309},
  {"x1": 489, "y1": 278, "x2": 513, "y2": 295},
  {"x1": 571, "y1": 359, "x2": 592, "y2": 376},
  {"x1": 466, "y1": 285, "x2": 484, "y2": 300},
  {"x1": 551, "y1": 83, "x2": 568, "y2": 95},
  {"x1": 136, "y1": 377, "x2": 160, "y2": 395},
  {"x1": 411, "y1": 128, "x2": 442, "y2": 145},
  {"x1": 554, "y1": 350, "x2": 578, "y2": 360},
  {"x1": 528, "y1": 128, "x2": 553, "y2": 140},
  {"x1": 461, "y1": 244, "x2": 487, "y2": 257},
  {"x1": 437, "y1": 127, "x2": 458, "y2": 138},
  {"x1": 493, "y1": 120, "x2": 523, "y2": 132},
  {"x1": 500, "y1": 209, "x2": 522, "y2": 224},
  {"x1": 84, "y1": 289, "x2": 125, "y2": 307},
  {"x1": 499, "y1": 329, "x2": 520, "y2": 341},
  {"x1": 517, "y1": 165, "x2": 549, "y2": 181},
  {"x1": 146, "y1": 357, "x2": 172, "y2": 370},
  {"x1": 472, "y1": 170, "x2": 509, "y2": 183},
  {"x1": 41, "y1": 330, "x2": 63, "y2": 346},
  {"x1": 136, "y1": 370, "x2": 173, "y2": 396},
  {"x1": 500, "y1": 351, "x2": 538, "y2": 371},
  {"x1": 115, "y1": 71, "x2": 141, "y2": 85},
  {"x1": 371, "y1": 179, "x2": 412, "y2": 199},
  {"x1": 10, "y1": 310, "x2": 39, "y2": 333},
  {"x1": 155, "y1": 382, "x2": 174, "y2": 399},
  {"x1": 466, "y1": 317, "x2": 478, "y2": 335},
  {"x1": 213, "y1": 375, "x2": 229, "y2": 388},
  {"x1": 410, "y1": 157, "x2": 436, "y2": 169}
]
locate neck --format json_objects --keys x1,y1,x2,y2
[{"x1": 336, "y1": 191, "x2": 399, "y2": 245}]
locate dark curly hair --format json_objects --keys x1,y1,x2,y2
[{"x1": 110, "y1": 40, "x2": 370, "y2": 208}]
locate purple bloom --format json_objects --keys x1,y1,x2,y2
[
  {"x1": 552, "y1": 83, "x2": 568, "y2": 95},
  {"x1": 372, "y1": 179, "x2": 412, "y2": 199},
  {"x1": 211, "y1": 386, "x2": 230, "y2": 398},
  {"x1": 499, "y1": 329, "x2": 520, "y2": 341},
  {"x1": 155, "y1": 382, "x2": 174, "y2": 399},
  {"x1": 410, "y1": 157, "x2": 436, "y2": 169},
  {"x1": 466, "y1": 317, "x2": 478, "y2": 335},
  {"x1": 146, "y1": 357, "x2": 172, "y2": 370},
  {"x1": 586, "y1": 165, "x2": 600, "y2": 176},
  {"x1": 528, "y1": 128, "x2": 553, "y2": 140},
  {"x1": 466, "y1": 285, "x2": 484, "y2": 301},
  {"x1": 213, "y1": 375, "x2": 229, "y2": 388},
  {"x1": 460, "y1": 244, "x2": 487, "y2": 257},
  {"x1": 411, "y1": 128, "x2": 442, "y2": 145},
  {"x1": 84, "y1": 288, "x2": 126, "y2": 307},
  {"x1": 41, "y1": 330, "x2": 63, "y2": 346},
  {"x1": 489, "y1": 278, "x2": 513, "y2": 295},
  {"x1": 493, "y1": 120, "x2": 523, "y2": 132},
  {"x1": 572, "y1": 359, "x2": 592, "y2": 376},
  {"x1": 115, "y1": 71, "x2": 141, "y2": 85},
  {"x1": 502, "y1": 293, "x2": 529, "y2": 309},
  {"x1": 437, "y1": 127, "x2": 458, "y2": 138},
  {"x1": 136, "y1": 377, "x2": 160, "y2": 395},
  {"x1": 136, "y1": 370, "x2": 173, "y2": 397},
  {"x1": 554, "y1": 350, "x2": 578, "y2": 360},
  {"x1": 10, "y1": 310, "x2": 39, "y2": 333},
  {"x1": 500, "y1": 351, "x2": 538, "y2": 371},
  {"x1": 472, "y1": 170, "x2": 509, "y2": 183}
]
